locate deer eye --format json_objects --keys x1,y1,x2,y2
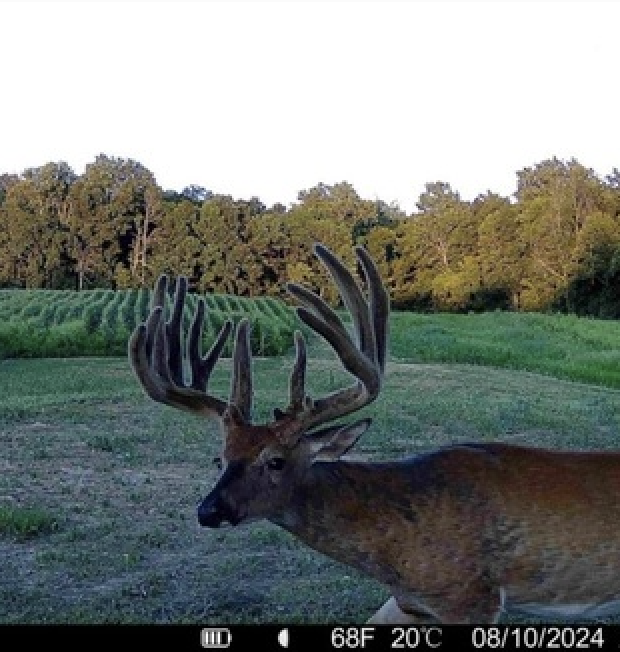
[
  {"x1": 212, "y1": 456, "x2": 223, "y2": 471},
  {"x1": 266, "y1": 457, "x2": 286, "y2": 471}
]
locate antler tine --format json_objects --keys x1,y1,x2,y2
[
  {"x1": 289, "y1": 330, "x2": 308, "y2": 411},
  {"x1": 315, "y1": 244, "x2": 378, "y2": 365},
  {"x1": 187, "y1": 298, "x2": 234, "y2": 391},
  {"x1": 229, "y1": 319, "x2": 253, "y2": 423},
  {"x1": 144, "y1": 274, "x2": 167, "y2": 360},
  {"x1": 280, "y1": 244, "x2": 389, "y2": 433},
  {"x1": 286, "y1": 247, "x2": 380, "y2": 396},
  {"x1": 128, "y1": 274, "x2": 231, "y2": 419},
  {"x1": 163, "y1": 276, "x2": 187, "y2": 386},
  {"x1": 355, "y1": 245, "x2": 389, "y2": 374},
  {"x1": 273, "y1": 330, "x2": 308, "y2": 421},
  {"x1": 129, "y1": 310, "x2": 165, "y2": 402}
]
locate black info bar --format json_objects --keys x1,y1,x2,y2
[{"x1": 5, "y1": 624, "x2": 619, "y2": 650}]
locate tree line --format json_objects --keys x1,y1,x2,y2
[{"x1": 1, "y1": 154, "x2": 620, "y2": 316}]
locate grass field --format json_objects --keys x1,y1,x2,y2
[
  {"x1": 390, "y1": 310, "x2": 620, "y2": 389},
  {"x1": 2, "y1": 312, "x2": 620, "y2": 623}
]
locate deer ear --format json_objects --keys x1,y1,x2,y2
[{"x1": 305, "y1": 418, "x2": 372, "y2": 462}]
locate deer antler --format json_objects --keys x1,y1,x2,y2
[
  {"x1": 277, "y1": 243, "x2": 389, "y2": 434},
  {"x1": 129, "y1": 244, "x2": 389, "y2": 436},
  {"x1": 128, "y1": 274, "x2": 238, "y2": 419}
]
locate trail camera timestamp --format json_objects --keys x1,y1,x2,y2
[{"x1": 328, "y1": 626, "x2": 612, "y2": 650}]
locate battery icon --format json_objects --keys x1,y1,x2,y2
[{"x1": 200, "y1": 627, "x2": 232, "y2": 649}]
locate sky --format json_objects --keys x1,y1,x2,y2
[{"x1": 1, "y1": 1, "x2": 618, "y2": 213}]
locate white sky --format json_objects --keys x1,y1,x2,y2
[{"x1": 1, "y1": 1, "x2": 618, "y2": 213}]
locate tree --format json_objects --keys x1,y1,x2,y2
[
  {"x1": 568, "y1": 211, "x2": 620, "y2": 316},
  {"x1": 414, "y1": 181, "x2": 471, "y2": 270},
  {"x1": 416, "y1": 181, "x2": 461, "y2": 214},
  {"x1": 296, "y1": 181, "x2": 375, "y2": 223},
  {"x1": 476, "y1": 196, "x2": 523, "y2": 309},
  {"x1": 287, "y1": 182, "x2": 376, "y2": 305},
  {"x1": 515, "y1": 158, "x2": 609, "y2": 311},
  {"x1": 0, "y1": 163, "x2": 77, "y2": 288},
  {"x1": 269, "y1": 202, "x2": 288, "y2": 214},
  {"x1": 0, "y1": 173, "x2": 19, "y2": 206},
  {"x1": 363, "y1": 223, "x2": 398, "y2": 297},
  {"x1": 391, "y1": 219, "x2": 433, "y2": 309},
  {"x1": 149, "y1": 198, "x2": 203, "y2": 283},
  {"x1": 69, "y1": 154, "x2": 159, "y2": 289},
  {"x1": 193, "y1": 195, "x2": 257, "y2": 295},
  {"x1": 126, "y1": 183, "x2": 164, "y2": 287}
]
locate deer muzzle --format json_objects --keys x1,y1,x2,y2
[
  {"x1": 197, "y1": 494, "x2": 226, "y2": 527},
  {"x1": 197, "y1": 461, "x2": 244, "y2": 527}
]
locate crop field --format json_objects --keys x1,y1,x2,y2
[
  {"x1": 2, "y1": 309, "x2": 620, "y2": 623},
  {"x1": 0, "y1": 286, "x2": 301, "y2": 358}
]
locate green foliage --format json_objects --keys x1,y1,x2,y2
[
  {"x1": 119, "y1": 288, "x2": 138, "y2": 330},
  {"x1": 0, "y1": 506, "x2": 58, "y2": 541},
  {"x1": 2, "y1": 154, "x2": 620, "y2": 317},
  {"x1": 0, "y1": 320, "x2": 117, "y2": 358},
  {"x1": 135, "y1": 287, "x2": 150, "y2": 323},
  {"x1": 0, "y1": 287, "x2": 301, "y2": 358},
  {"x1": 83, "y1": 291, "x2": 113, "y2": 333}
]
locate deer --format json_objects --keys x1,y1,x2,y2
[{"x1": 128, "y1": 243, "x2": 620, "y2": 624}]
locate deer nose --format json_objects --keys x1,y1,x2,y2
[{"x1": 197, "y1": 495, "x2": 224, "y2": 527}]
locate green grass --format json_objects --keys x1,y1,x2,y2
[
  {"x1": 389, "y1": 311, "x2": 620, "y2": 389},
  {"x1": 2, "y1": 316, "x2": 620, "y2": 623},
  {"x1": 0, "y1": 506, "x2": 58, "y2": 541}
]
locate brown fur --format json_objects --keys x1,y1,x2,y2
[
  {"x1": 203, "y1": 431, "x2": 620, "y2": 623},
  {"x1": 271, "y1": 443, "x2": 620, "y2": 622}
]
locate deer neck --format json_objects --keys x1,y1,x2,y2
[{"x1": 270, "y1": 460, "x2": 414, "y2": 585}]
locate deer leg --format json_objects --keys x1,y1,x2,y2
[
  {"x1": 367, "y1": 597, "x2": 438, "y2": 624},
  {"x1": 368, "y1": 583, "x2": 504, "y2": 625}
]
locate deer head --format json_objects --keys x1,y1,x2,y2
[{"x1": 128, "y1": 244, "x2": 389, "y2": 529}]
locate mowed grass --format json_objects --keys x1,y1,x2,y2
[
  {"x1": 390, "y1": 311, "x2": 620, "y2": 389},
  {"x1": 2, "y1": 312, "x2": 620, "y2": 623}
]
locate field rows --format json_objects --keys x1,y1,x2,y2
[{"x1": 0, "y1": 286, "x2": 303, "y2": 358}]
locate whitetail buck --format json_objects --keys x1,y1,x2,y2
[{"x1": 129, "y1": 244, "x2": 620, "y2": 624}]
